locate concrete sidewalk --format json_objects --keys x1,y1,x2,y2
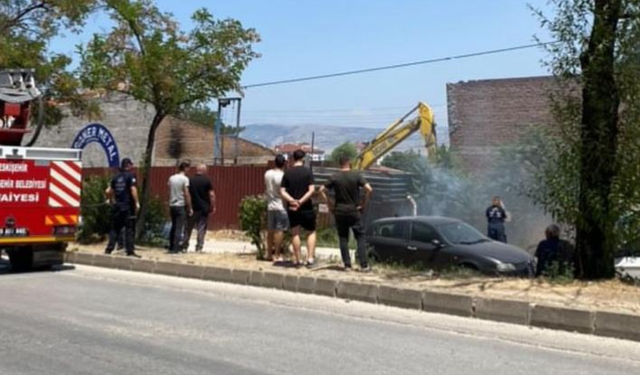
[{"x1": 191, "y1": 237, "x2": 348, "y2": 260}]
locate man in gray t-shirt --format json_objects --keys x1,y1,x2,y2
[
  {"x1": 167, "y1": 161, "x2": 193, "y2": 253},
  {"x1": 264, "y1": 154, "x2": 289, "y2": 262}
]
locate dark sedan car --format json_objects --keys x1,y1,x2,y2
[{"x1": 366, "y1": 216, "x2": 534, "y2": 276}]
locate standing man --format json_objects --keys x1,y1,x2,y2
[
  {"x1": 264, "y1": 154, "x2": 289, "y2": 262},
  {"x1": 486, "y1": 196, "x2": 507, "y2": 243},
  {"x1": 280, "y1": 150, "x2": 316, "y2": 267},
  {"x1": 319, "y1": 155, "x2": 373, "y2": 272},
  {"x1": 105, "y1": 158, "x2": 140, "y2": 257},
  {"x1": 185, "y1": 164, "x2": 215, "y2": 252},
  {"x1": 168, "y1": 161, "x2": 193, "y2": 253}
]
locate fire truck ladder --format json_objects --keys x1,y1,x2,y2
[{"x1": 0, "y1": 69, "x2": 45, "y2": 147}]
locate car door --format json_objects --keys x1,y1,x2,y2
[
  {"x1": 370, "y1": 220, "x2": 409, "y2": 264},
  {"x1": 408, "y1": 221, "x2": 443, "y2": 268}
]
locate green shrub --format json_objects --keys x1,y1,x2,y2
[
  {"x1": 138, "y1": 195, "x2": 167, "y2": 247},
  {"x1": 78, "y1": 175, "x2": 111, "y2": 244},
  {"x1": 239, "y1": 195, "x2": 267, "y2": 259},
  {"x1": 315, "y1": 227, "x2": 356, "y2": 249},
  {"x1": 78, "y1": 175, "x2": 167, "y2": 246}
]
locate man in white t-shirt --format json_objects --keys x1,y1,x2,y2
[
  {"x1": 168, "y1": 160, "x2": 193, "y2": 253},
  {"x1": 264, "y1": 154, "x2": 289, "y2": 262}
]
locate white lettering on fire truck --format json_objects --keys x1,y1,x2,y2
[
  {"x1": 0, "y1": 192, "x2": 39, "y2": 202},
  {"x1": 0, "y1": 163, "x2": 28, "y2": 173},
  {"x1": 15, "y1": 179, "x2": 47, "y2": 189}
]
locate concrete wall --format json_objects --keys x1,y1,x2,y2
[
  {"x1": 34, "y1": 94, "x2": 273, "y2": 167},
  {"x1": 35, "y1": 94, "x2": 155, "y2": 168}
]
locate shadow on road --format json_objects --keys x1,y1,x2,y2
[{"x1": 0, "y1": 257, "x2": 75, "y2": 276}]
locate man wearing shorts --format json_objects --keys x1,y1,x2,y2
[
  {"x1": 264, "y1": 154, "x2": 289, "y2": 262},
  {"x1": 280, "y1": 149, "x2": 316, "y2": 267}
]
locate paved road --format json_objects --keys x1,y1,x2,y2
[{"x1": 1, "y1": 265, "x2": 640, "y2": 375}]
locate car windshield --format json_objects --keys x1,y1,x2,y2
[{"x1": 437, "y1": 222, "x2": 488, "y2": 245}]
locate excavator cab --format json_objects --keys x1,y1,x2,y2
[{"x1": 0, "y1": 69, "x2": 42, "y2": 146}]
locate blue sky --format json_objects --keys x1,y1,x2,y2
[{"x1": 52, "y1": 0, "x2": 552, "y2": 134}]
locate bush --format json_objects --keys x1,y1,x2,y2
[
  {"x1": 78, "y1": 175, "x2": 111, "y2": 244},
  {"x1": 138, "y1": 195, "x2": 167, "y2": 247},
  {"x1": 239, "y1": 195, "x2": 267, "y2": 259},
  {"x1": 316, "y1": 227, "x2": 356, "y2": 249},
  {"x1": 78, "y1": 175, "x2": 167, "y2": 246}
]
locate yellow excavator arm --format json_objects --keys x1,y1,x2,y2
[{"x1": 354, "y1": 102, "x2": 437, "y2": 170}]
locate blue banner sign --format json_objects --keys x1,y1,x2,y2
[{"x1": 71, "y1": 123, "x2": 120, "y2": 168}]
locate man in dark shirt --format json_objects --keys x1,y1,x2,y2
[
  {"x1": 535, "y1": 224, "x2": 575, "y2": 277},
  {"x1": 105, "y1": 158, "x2": 140, "y2": 257},
  {"x1": 280, "y1": 149, "x2": 316, "y2": 267},
  {"x1": 185, "y1": 164, "x2": 216, "y2": 252},
  {"x1": 486, "y1": 196, "x2": 507, "y2": 243},
  {"x1": 319, "y1": 155, "x2": 373, "y2": 271}
]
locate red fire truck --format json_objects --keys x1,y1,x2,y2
[{"x1": 0, "y1": 69, "x2": 82, "y2": 270}]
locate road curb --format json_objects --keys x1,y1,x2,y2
[
  {"x1": 67, "y1": 251, "x2": 640, "y2": 343},
  {"x1": 422, "y1": 291, "x2": 474, "y2": 317},
  {"x1": 337, "y1": 281, "x2": 378, "y2": 303},
  {"x1": 378, "y1": 286, "x2": 423, "y2": 310},
  {"x1": 594, "y1": 311, "x2": 640, "y2": 342},
  {"x1": 530, "y1": 304, "x2": 594, "y2": 334},
  {"x1": 475, "y1": 297, "x2": 530, "y2": 325}
]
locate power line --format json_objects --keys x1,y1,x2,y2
[
  {"x1": 242, "y1": 41, "x2": 557, "y2": 89},
  {"x1": 241, "y1": 104, "x2": 447, "y2": 114}
]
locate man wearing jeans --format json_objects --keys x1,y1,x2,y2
[
  {"x1": 185, "y1": 164, "x2": 215, "y2": 252},
  {"x1": 319, "y1": 155, "x2": 373, "y2": 272},
  {"x1": 168, "y1": 161, "x2": 193, "y2": 253}
]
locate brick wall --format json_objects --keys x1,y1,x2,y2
[
  {"x1": 447, "y1": 76, "x2": 559, "y2": 173},
  {"x1": 153, "y1": 116, "x2": 274, "y2": 167}
]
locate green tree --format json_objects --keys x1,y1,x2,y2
[
  {"x1": 330, "y1": 142, "x2": 358, "y2": 164},
  {"x1": 530, "y1": 0, "x2": 640, "y2": 278},
  {"x1": 77, "y1": 0, "x2": 260, "y2": 238},
  {"x1": 0, "y1": 0, "x2": 99, "y2": 127},
  {"x1": 382, "y1": 146, "x2": 457, "y2": 172},
  {"x1": 381, "y1": 150, "x2": 421, "y2": 172}
]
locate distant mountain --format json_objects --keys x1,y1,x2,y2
[{"x1": 242, "y1": 123, "x2": 446, "y2": 152}]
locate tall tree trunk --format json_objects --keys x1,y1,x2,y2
[
  {"x1": 575, "y1": 0, "x2": 621, "y2": 279},
  {"x1": 136, "y1": 111, "x2": 166, "y2": 240}
]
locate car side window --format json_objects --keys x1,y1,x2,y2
[
  {"x1": 410, "y1": 222, "x2": 438, "y2": 244},
  {"x1": 376, "y1": 222, "x2": 406, "y2": 240}
]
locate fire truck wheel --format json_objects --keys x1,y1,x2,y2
[{"x1": 7, "y1": 249, "x2": 34, "y2": 272}]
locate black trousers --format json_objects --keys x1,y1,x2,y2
[
  {"x1": 335, "y1": 213, "x2": 368, "y2": 268},
  {"x1": 106, "y1": 208, "x2": 135, "y2": 254},
  {"x1": 169, "y1": 206, "x2": 187, "y2": 252}
]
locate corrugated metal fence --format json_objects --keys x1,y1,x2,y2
[
  {"x1": 83, "y1": 166, "x2": 414, "y2": 230},
  {"x1": 83, "y1": 166, "x2": 268, "y2": 229}
]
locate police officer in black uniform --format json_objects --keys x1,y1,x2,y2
[
  {"x1": 105, "y1": 158, "x2": 140, "y2": 257},
  {"x1": 486, "y1": 196, "x2": 507, "y2": 243}
]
